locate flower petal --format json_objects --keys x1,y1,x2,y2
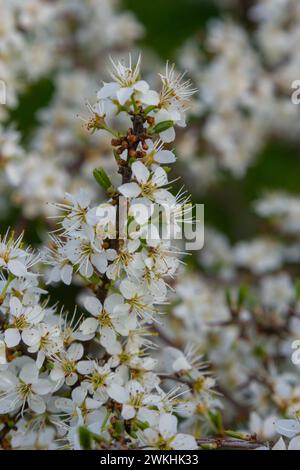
[
  {"x1": 159, "y1": 413, "x2": 177, "y2": 440},
  {"x1": 28, "y1": 395, "x2": 46, "y2": 414},
  {"x1": 32, "y1": 379, "x2": 53, "y2": 395},
  {"x1": 4, "y1": 328, "x2": 21, "y2": 348},
  {"x1": 7, "y1": 259, "x2": 27, "y2": 277},
  {"x1": 132, "y1": 161, "x2": 149, "y2": 184},
  {"x1": 97, "y1": 82, "x2": 119, "y2": 99},
  {"x1": 84, "y1": 296, "x2": 102, "y2": 317},
  {"x1": 118, "y1": 182, "x2": 141, "y2": 198},
  {"x1": 107, "y1": 383, "x2": 129, "y2": 403},
  {"x1": 19, "y1": 363, "x2": 39, "y2": 384},
  {"x1": 160, "y1": 127, "x2": 175, "y2": 143},
  {"x1": 117, "y1": 87, "x2": 133, "y2": 105},
  {"x1": 122, "y1": 404, "x2": 136, "y2": 420},
  {"x1": 61, "y1": 264, "x2": 73, "y2": 285},
  {"x1": 80, "y1": 318, "x2": 98, "y2": 335},
  {"x1": 22, "y1": 328, "x2": 40, "y2": 347},
  {"x1": 67, "y1": 343, "x2": 84, "y2": 361},
  {"x1": 155, "y1": 149, "x2": 176, "y2": 164},
  {"x1": 171, "y1": 433, "x2": 198, "y2": 450}
]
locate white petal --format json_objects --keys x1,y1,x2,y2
[
  {"x1": 272, "y1": 437, "x2": 287, "y2": 450},
  {"x1": 106, "y1": 249, "x2": 117, "y2": 261},
  {"x1": 152, "y1": 166, "x2": 168, "y2": 187},
  {"x1": 107, "y1": 383, "x2": 129, "y2": 403},
  {"x1": 20, "y1": 363, "x2": 39, "y2": 384},
  {"x1": 276, "y1": 419, "x2": 300, "y2": 438},
  {"x1": 127, "y1": 239, "x2": 140, "y2": 253},
  {"x1": 28, "y1": 395, "x2": 46, "y2": 414},
  {"x1": 154, "y1": 189, "x2": 175, "y2": 205},
  {"x1": 0, "y1": 371, "x2": 18, "y2": 391},
  {"x1": 155, "y1": 149, "x2": 176, "y2": 164},
  {"x1": 76, "y1": 189, "x2": 91, "y2": 208},
  {"x1": 26, "y1": 305, "x2": 44, "y2": 324},
  {"x1": 77, "y1": 360, "x2": 94, "y2": 375},
  {"x1": 171, "y1": 434, "x2": 198, "y2": 450},
  {"x1": 132, "y1": 161, "x2": 149, "y2": 184},
  {"x1": 79, "y1": 259, "x2": 94, "y2": 278},
  {"x1": 36, "y1": 351, "x2": 45, "y2": 369},
  {"x1": 133, "y1": 80, "x2": 149, "y2": 93},
  {"x1": 55, "y1": 397, "x2": 74, "y2": 413},
  {"x1": 66, "y1": 373, "x2": 78, "y2": 386},
  {"x1": 10, "y1": 296, "x2": 22, "y2": 317},
  {"x1": 129, "y1": 200, "x2": 153, "y2": 225},
  {"x1": 137, "y1": 408, "x2": 159, "y2": 427},
  {"x1": 4, "y1": 328, "x2": 21, "y2": 348},
  {"x1": 100, "y1": 327, "x2": 117, "y2": 352},
  {"x1": 288, "y1": 436, "x2": 300, "y2": 450},
  {"x1": 50, "y1": 366, "x2": 64, "y2": 382},
  {"x1": 118, "y1": 182, "x2": 141, "y2": 198},
  {"x1": 113, "y1": 311, "x2": 135, "y2": 335},
  {"x1": 72, "y1": 387, "x2": 87, "y2": 405},
  {"x1": 0, "y1": 397, "x2": 18, "y2": 414},
  {"x1": 120, "y1": 149, "x2": 128, "y2": 161},
  {"x1": 122, "y1": 404, "x2": 136, "y2": 420},
  {"x1": 120, "y1": 280, "x2": 137, "y2": 299},
  {"x1": 97, "y1": 82, "x2": 119, "y2": 99},
  {"x1": 140, "y1": 90, "x2": 159, "y2": 105},
  {"x1": 86, "y1": 398, "x2": 102, "y2": 410},
  {"x1": 80, "y1": 318, "x2": 98, "y2": 335},
  {"x1": 7, "y1": 259, "x2": 27, "y2": 276},
  {"x1": 67, "y1": 343, "x2": 84, "y2": 361},
  {"x1": 117, "y1": 87, "x2": 133, "y2": 105},
  {"x1": 84, "y1": 296, "x2": 102, "y2": 317},
  {"x1": 160, "y1": 127, "x2": 175, "y2": 143},
  {"x1": 22, "y1": 328, "x2": 40, "y2": 346},
  {"x1": 127, "y1": 380, "x2": 143, "y2": 395},
  {"x1": 91, "y1": 253, "x2": 107, "y2": 273},
  {"x1": 105, "y1": 293, "x2": 123, "y2": 313},
  {"x1": 159, "y1": 413, "x2": 177, "y2": 440},
  {"x1": 32, "y1": 379, "x2": 53, "y2": 395},
  {"x1": 61, "y1": 265, "x2": 73, "y2": 285},
  {"x1": 263, "y1": 416, "x2": 276, "y2": 438},
  {"x1": 172, "y1": 356, "x2": 191, "y2": 373}
]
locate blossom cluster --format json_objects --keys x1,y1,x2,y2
[
  {"x1": 2, "y1": 0, "x2": 300, "y2": 453},
  {"x1": 0, "y1": 56, "x2": 218, "y2": 450}
]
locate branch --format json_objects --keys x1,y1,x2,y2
[{"x1": 197, "y1": 437, "x2": 266, "y2": 450}]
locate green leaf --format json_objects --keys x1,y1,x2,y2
[
  {"x1": 225, "y1": 288, "x2": 232, "y2": 308},
  {"x1": 152, "y1": 120, "x2": 174, "y2": 134},
  {"x1": 93, "y1": 167, "x2": 112, "y2": 191},
  {"x1": 114, "y1": 420, "x2": 125, "y2": 435},
  {"x1": 79, "y1": 426, "x2": 92, "y2": 450},
  {"x1": 200, "y1": 443, "x2": 217, "y2": 450},
  {"x1": 237, "y1": 284, "x2": 249, "y2": 308},
  {"x1": 135, "y1": 420, "x2": 150, "y2": 431},
  {"x1": 208, "y1": 410, "x2": 223, "y2": 433},
  {"x1": 224, "y1": 430, "x2": 250, "y2": 440},
  {"x1": 144, "y1": 105, "x2": 157, "y2": 115}
]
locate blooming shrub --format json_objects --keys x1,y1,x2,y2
[{"x1": 1, "y1": 0, "x2": 300, "y2": 452}]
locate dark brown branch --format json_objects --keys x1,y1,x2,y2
[{"x1": 197, "y1": 437, "x2": 266, "y2": 450}]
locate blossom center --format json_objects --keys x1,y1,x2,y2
[{"x1": 14, "y1": 315, "x2": 30, "y2": 330}]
